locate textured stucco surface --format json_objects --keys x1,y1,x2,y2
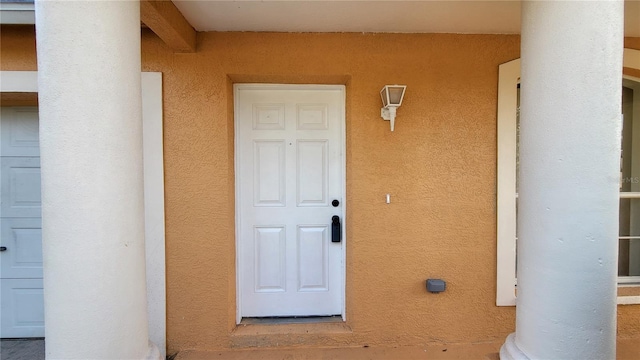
[
  {"x1": 144, "y1": 31, "x2": 521, "y2": 353},
  {"x1": 2, "y1": 26, "x2": 640, "y2": 355}
]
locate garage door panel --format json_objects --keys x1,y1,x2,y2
[
  {"x1": 1, "y1": 107, "x2": 44, "y2": 339},
  {"x1": 1, "y1": 157, "x2": 41, "y2": 218},
  {"x1": 0, "y1": 279, "x2": 45, "y2": 338},
  {"x1": 0, "y1": 107, "x2": 40, "y2": 157},
  {"x1": 0, "y1": 218, "x2": 43, "y2": 279}
]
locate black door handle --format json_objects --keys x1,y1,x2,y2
[
  {"x1": 0, "y1": 246, "x2": 7, "y2": 252},
  {"x1": 331, "y1": 216, "x2": 341, "y2": 243}
]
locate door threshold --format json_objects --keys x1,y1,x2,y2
[
  {"x1": 232, "y1": 317, "x2": 352, "y2": 345},
  {"x1": 240, "y1": 315, "x2": 343, "y2": 325}
]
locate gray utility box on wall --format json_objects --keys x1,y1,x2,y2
[{"x1": 426, "y1": 279, "x2": 446, "y2": 293}]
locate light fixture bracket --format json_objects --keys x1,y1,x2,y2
[{"x1": 380, "y1": 107, "x2": 397, "y2": 131}]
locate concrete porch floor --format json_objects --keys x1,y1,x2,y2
[
  {"x1": 176, "y1": 338, "x2": 640, "y2": 360},
  {"x1": 1, "y1": 338, "x2": 638, "y2": 359},
  {"x1": 0, "y1": 339, "x2": 44, "y2": 360}
]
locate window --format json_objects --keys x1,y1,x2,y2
[
  {"x1": 619, "y1": 78, "x2": 640, "y2": 283},
  {"x1": 496, "y1": 48, "x2": 640, "y2": 306}
]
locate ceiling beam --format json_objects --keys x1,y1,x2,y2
[{"x1": 140, "y1": 0, "x2": 196, "y2": 53}]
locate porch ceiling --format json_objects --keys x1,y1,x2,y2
[
  {"x1": 1, "y1": 1, "x2": 638, "y2": 36},
  {"x1": 174, "y1": 0, "x2": 640, "y2": 37}
]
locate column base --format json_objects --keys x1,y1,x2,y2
[
  {"x1": 145, "y1": 341, "x2": 162, "y2": 360},
  {"x1": 500, "y1": 333, "x2": 530, "y2": 360}
]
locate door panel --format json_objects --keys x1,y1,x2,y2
[
  {"x1": 253, "y1": 140, "x2": 286, "y2": 207},
  {"x1": 297, "y1": 225, "x2": 329, "y2": 291},
  {"x1": 297, "y1": 140, "x2": 328, "y2": 206},
  {"x1": 236, "y1": 86, "x2": 345, "y2": 318},
  {"x1": 254, "y1": 226, "x2": 286, "y2": 292}
]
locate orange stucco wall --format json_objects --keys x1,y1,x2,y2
[
  {"x1": 149, "y1": 31, "x2": 521, "y2": 353},
  {"x1": 2, "y1": 25, "x2": 640, "y2": 354}
]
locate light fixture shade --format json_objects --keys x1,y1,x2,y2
[{"x1": 380, "y1": 85, "x2": 406, "y2": 107}]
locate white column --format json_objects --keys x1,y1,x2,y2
[
  {"x1": 34, "y1": 1, "x2": 159, "y2": 359},
  {"x1": 500, "y1": 1, "x2": 624, "y2": 359}
]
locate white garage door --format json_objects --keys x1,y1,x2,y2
[{"x1": 0, "y1": 106, "x2": 44, "y2": 338}]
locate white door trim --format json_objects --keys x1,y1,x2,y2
[
  {"x1": 234, "y1": 83, "x2": 346, "y2": 323},
  {"x1": 141, "y1": 72, "x2": 167, "y2": 356},
  {"x1": 0, "y1": 71, "x2": 166, "y2": 356},
  {"x1": 496, "y1": 58, "x2": 520, "y2": 307}
]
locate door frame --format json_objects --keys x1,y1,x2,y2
[
  {"x1": 233, "y1": 83, "x2": 347, "y2": 323},
  {"x1": 0, "y1": 71, "x2": 166, "y2": 355}
]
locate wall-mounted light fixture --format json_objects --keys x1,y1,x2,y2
[{"x1": 380, "y1": 85, "x2": 406, "y2": 131}]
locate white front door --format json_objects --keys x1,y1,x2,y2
[
  {"x1": 0, "y1": 107, "x2": 44, "y2": 338},
  {"x1": 235, "y1": 85, "x2": 345, "y2": 318}
]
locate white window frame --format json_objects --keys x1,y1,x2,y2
[
  {"x1": 496, "y1": 48, "x2": 640, "y2": 306},
  {"x1": 619, "y1": 77, "x2": 640, "y2": 288}
]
